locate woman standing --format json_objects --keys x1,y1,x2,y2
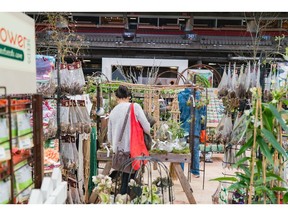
[{"x1": 107, "y1": 85, "x2": 150, "y2": 194}]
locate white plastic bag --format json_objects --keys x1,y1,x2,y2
[
  {"x1": 218, "y1": 65, "x2": 229, "y2": 97},
  {"x1": 250, "y1": 63, "x2": 257, "y2": 88},
  {"x1": 231, "y1": 63, "x2": 238, "y2": 92},
  {"x1": 223, "y1": 115, "x2": 233, "y2": 138},
  {"x1": 245, "y1": 62, "x2": 251, "y2": 92},
  {"x1": 215, "y1": 114, "x2": 233, "y2": 144},
  {"x1": 60, "y1": 100, "x2": 70, "y2": 135},
  {"x1": 236, "y1": 64, "x2": 247, "y2": 98},
  {"x1": 230, "y1": 114, "x2": 247, "y2": 145},
  {"x1": 59, "y1": 63, "x2": 71, "y2": 94},
  {"x1": 60, "y1": 136, "x2": 79, "y2": 170},
  {"x1": 67, "y1": 61, "x2": 85, "y2": 95},
  {"x1": 227, "y1": 63, "x2": 232, "y2": 91}
]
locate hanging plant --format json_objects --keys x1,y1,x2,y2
[{"x1": 211, "y1": 86, "x2": 288, "y2": 204}]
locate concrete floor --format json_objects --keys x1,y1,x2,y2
[{"x1": 172, "y1": 153, "x2": 230, "y2": 204}]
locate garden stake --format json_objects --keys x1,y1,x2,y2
[
  {"x1": 271, "y1": 103, "x2": 281, "y2": 190},
  {"x1": 271, "y1": 102, "x2": 278, "y2": 190},
  {"x1": 248, "y1": 88, "x2": 261, "y2": 204},
  {"x1": 277, "y1": 101, "x2": 283, "y2": 204},
  {"x1": 271, "y1": 152, "x2": 278, "y2": 189},
  {"x1": 259, "y1": 95, "x2": 267, "y2": 204}
]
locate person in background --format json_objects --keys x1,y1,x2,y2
[
  {"x1": 107, "y1": 85, "x2": 150, "y2": 194},
  {"x1": 156, "y1": 82, "x2": 171, "y2": 113},
  {"x1": 178, "y1": 83, "x2": 206, "y2": 178}
]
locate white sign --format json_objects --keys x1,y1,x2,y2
[
  {"x1": 102, "y1": 58, "x2": 189, "y2": 84},
  {"x1": 0, "y1": 12, "x2": 36, "y2": 94}
]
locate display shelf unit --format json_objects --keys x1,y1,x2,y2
[
  {"x1": 0, "y1": 88, "x2": 43, "y2": 204},
  {"x1": 199, "y1": 88, "x2": 225, "y2": 154}
]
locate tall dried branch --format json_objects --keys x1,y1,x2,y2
[{"x1": 34, "y1": 12, "x2": 88, "y2": 60}]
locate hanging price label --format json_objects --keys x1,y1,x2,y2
[
  {"x1": 18, "y1": 137, "x2": 33, "y2": 149},
  {"x1": 0, "y1": 147, "x2": 6, "y2": 160}
]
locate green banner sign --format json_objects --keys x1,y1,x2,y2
[{"x1": 0, "y1": 44, "x2": 24, "y2": 62}]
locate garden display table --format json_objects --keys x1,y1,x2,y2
[{"x1": 89, "y1": 150, "x2": 196, "y2": 204}]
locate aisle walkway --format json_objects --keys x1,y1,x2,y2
[{"x1": 173, "y1": 153, "x2": 229, "y2": 204}]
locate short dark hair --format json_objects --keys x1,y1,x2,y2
[{"x1": 115, "y1": 85, "x2": 131, "y2": 99}]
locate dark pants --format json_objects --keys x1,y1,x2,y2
[{"x1": 120, "y1": 172, "x2": 135, "y2": 195}]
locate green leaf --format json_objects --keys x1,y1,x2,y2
[
  {"x1": 209, "y1": 177, "x2": 238, "y2": 182},
  {"x1": 238, "y1": 164, "x2": 251, "y2": 176},
  {"x1": 271, "y1": 187, "x2": 288, "y2": 192},
  {"x1": 255, "y1": 159, "x2": 263, "y2": 177},
  {"x1": 255, "y1": 185, "x2": 267, "y2": 193},
  {"x1": 234, "y1": 118, "x2": 251, "y2": 145},
  {"x1": 261, "y1": 128, "x2": 288, "y2": 159},
  {"x1": 268, "y1": 104, "x2": 288, "y2": 133},
  {"x1": 262, "y1": 106, "x2": 273, "y2": 131},
  {"x1": 257, "y1": 136, "x2": 273, "y2": 164},
  {"x1": 99, "y1": 192, "x2": 110, "y2": 204},
  {"x1": 236, "y1": 136, "x2": 253, "y2": 157},
  {"x1": 255, "y1": 185, "x2": 277, "y2": 203},
  {"x1": 283, "y1": 192, "x2": 288, "y2": 204},
  {"x1": 234, "y1": 172, "x2": 250, "y2": 184},
  {"x1": 233, "y1": 157, "x2": 250, "y2": 168},
  {"x1": 255, "y1": 176, "x2": 279, "y2": 185},
  {"x1": 228, "y1": 182, "x2": 247, "y2": 191},
  {"x1": 266, "y1": 172, "x2": 284, "y2": 182},
  {"x1": 283, "y1": 99, "x2": 288, "y2": 106},
  {"x1": 266, "y1": 189, "x2": 277, "y2": 204}
]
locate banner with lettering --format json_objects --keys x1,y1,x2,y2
[{"x1": 0, "y1": 12, "x2": 36, "y2": 94}]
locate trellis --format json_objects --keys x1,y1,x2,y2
[{"x1": 101, "y1": 81, "x2": 196, "y2": 139}]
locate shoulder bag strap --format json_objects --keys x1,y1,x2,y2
[{"x1": 118, "y1": 103, "x2": 132, "y2": 143}]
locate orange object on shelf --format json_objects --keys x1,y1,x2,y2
[
  {"x1": 0, "y1": 99, "x2": 7, "y2": 106},
  {"x1": 11, "y1": 99, "x2": 31, "y2": 111},
  {"x1": 12, "y1": 148, "x2": 31, "y2": 165},
  {"x1": 0, "y1": 99, "x2": 8, "y2": 112}
]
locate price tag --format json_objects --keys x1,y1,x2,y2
[
  {"x1": 0, "y1": 147, "x2": 6, "y2": 160},
  {"x1": 18, "y1": 137, "x2": 32, "y2": 149}
]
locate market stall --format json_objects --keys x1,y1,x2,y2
[
  {"x1": 0, "y1": 13, "x2": 45, "y2": 204},
  {"x1": 84, "y1": 77, "x2": 210, "y2": 204},
  {"x1": 0, "y1": 91, "x2": 44, "y2": 204},
  {"x1": 90, "y1": 150, "x2": 196, "y2": 204},
  {"x1": 212, "y1": 61, "x2": 288, "y2": 204}
]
